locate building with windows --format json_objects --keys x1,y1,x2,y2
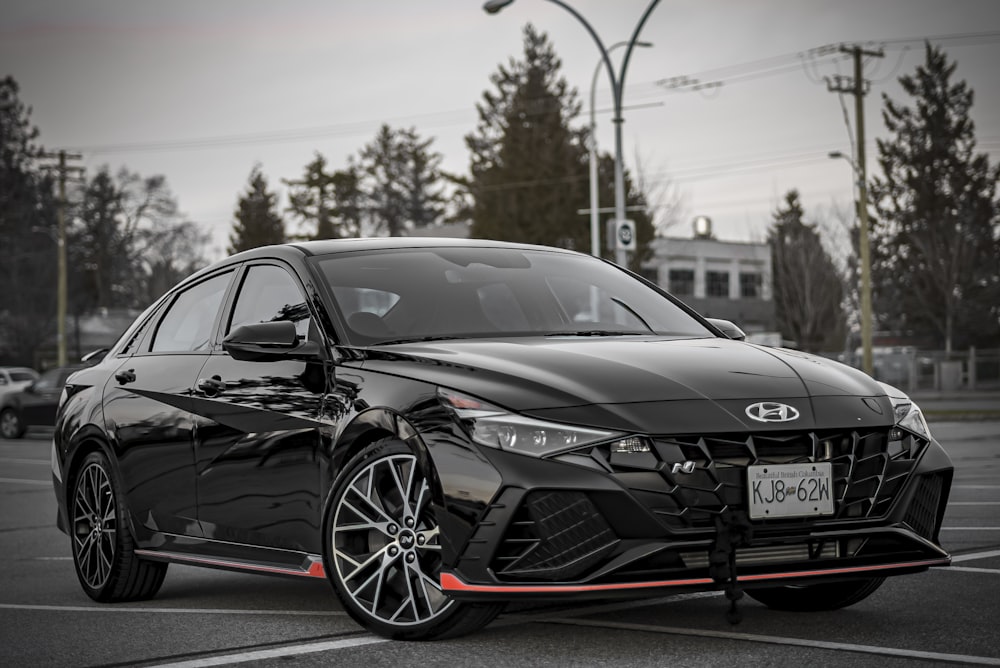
[{"x1": 644, "y1": 219, "x2": 776, "y2": 339}]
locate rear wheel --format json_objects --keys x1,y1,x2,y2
[
  {"x1": 325, "y1": 439, "x2": 503, "y2": 640},
  {"x1": 0, "y1": 408, "x2": 25, "y2": 439},
  {"x1": 70, "y1": 451, "x2": 168, "y2": 601},
  {"x1": 745, "y1": 577, "x2": 885, "y2": 612}
]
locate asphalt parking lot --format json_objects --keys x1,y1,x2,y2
[{"x1": 2, "y1": 419, "x2": 998, "y2": 667}]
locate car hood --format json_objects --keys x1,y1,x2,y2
[{"x1": 360, "y1": 337, "x2": 893, "y2": 433}]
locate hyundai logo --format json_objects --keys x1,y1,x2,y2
[{"x1": 745, "y1": 402, "x2": 800, "y2": 423}]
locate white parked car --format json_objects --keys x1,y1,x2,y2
[{"x1": 0, "y1": 366, "x2": 40, "y2": 396}]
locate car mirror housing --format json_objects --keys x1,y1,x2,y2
[
  {"x1": 223, "y1": 321, "x2": 322, "y2": 362},
  {"x1": 705, "y1": 318, "x2": 747, "y2": 341}
]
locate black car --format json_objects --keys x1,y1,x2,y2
[
  {"x1": 1, "y1": 366, "x2": 80, "y2": 439},
  {"x1": 52, "y1": 239, "x2": 952, "y2": 640}
]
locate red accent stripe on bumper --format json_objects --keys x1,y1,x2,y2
[
  {"x1": 440, "y1": 558, "x2": 950, "y2": 594},
  {"x1": 135, "y1": 550, "x2": 326, "y2": 579}
]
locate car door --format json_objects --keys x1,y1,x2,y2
[
  {"x1": 193, "y1": 261, "x2": 329, "y2": 552},
  {"x1": 103, "y1": 269, "x2": 235, "y2": 539}
]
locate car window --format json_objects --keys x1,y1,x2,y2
[
  {"x1": 10, "y1": 371, "x2": 37, "y2": 383},
  {"x1": 0, "y1": 376, "x2": 6, "y2": 385},
  {"x1": 227, "y1": 264, "x2": 311, "y2": 340},
  {"x1": 151, "y1": 272, "x2": 233, "y2": 353}
]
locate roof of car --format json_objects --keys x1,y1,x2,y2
[{"x1": 181, "y1": 238, "x2": 582, "y2": 287}]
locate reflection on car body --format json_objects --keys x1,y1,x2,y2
[{"x1": 51, "y1": 238, "x2": 952, "y2": 640}]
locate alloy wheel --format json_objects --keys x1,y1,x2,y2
[
  {"x1": 0, "y1": 410, "x2": 22, "y2": 439},
  {"x1": 332, "y1": 452, "x2": 453, "y2": 627},
  {"x1": 72, "y1": 461, "x2": 118, "y2": 589}
]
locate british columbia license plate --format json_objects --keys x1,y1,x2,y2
[{"x1": 747, "y1": 462, "x2": 834, "y2": 519}]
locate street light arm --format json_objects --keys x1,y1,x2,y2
[
  {"x1": 544, "y1": 0, "x2": 619, "y2": 95},
  {"x1": 617, "y1": 0, "x2": 661, "y2": 108}
]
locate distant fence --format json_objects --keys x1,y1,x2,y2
[{"x1": 830, "y1": 347, "x2": 1000, "y2": 392}]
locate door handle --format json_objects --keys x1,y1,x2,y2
[
  {"x1": 115, "y1": 368, "x2": 136, "y2": 385},
  {"x1": 196, "y1": 375, "x2": 227, "y2": 395}
]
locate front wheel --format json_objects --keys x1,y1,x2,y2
[
  {"x1": 0, "y1": 408, "x2": 25, "y2": 439},
  {"x1": 745, "y1": 577, "x2": 885, "y2": 612},
  {"x1": 70, "y1": 451, "x2": 168, "y2": 602},
  {"x1": 324, "y1": 439, "x2": 503, "y2": 640}
]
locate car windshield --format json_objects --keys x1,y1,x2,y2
[{"x1": 315, "y1": 247, "x2": 713, "y2": 345}]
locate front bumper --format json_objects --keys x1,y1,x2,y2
[{"x1": 439, "y1": 427, "x2": 953, "y2": 601}]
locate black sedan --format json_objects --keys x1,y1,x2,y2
[
  {"x1": 51, "y1": 239, "x2": 952, "y2": 640},
  {"x1": 1, "y1": 366, "x2": 80, "y2": 439}
]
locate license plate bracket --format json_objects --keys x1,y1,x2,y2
[{"x1": 747, "y1": 462, "x2": 834, "y2": 519}]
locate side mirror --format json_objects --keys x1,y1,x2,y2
[
  {"x1": 223, "y1": 321, "x2": 322, "y2": 362},
  {"x1": 82, "y1": 348, "x2": 109, "y2": 364},
  {"x1": 706, "y1": 318, "x2": 746, "y2": 342}
]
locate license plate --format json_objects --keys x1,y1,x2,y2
[{"x1": 747, "y1": 462, "x2": 834, "y2": 519}]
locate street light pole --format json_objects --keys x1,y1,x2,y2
[
  {"x1": 484, "y1": 0, "x2": 661, "y2": 266},
  {"x1": 590, "y1": 41, "x2": 651, "y2": 258},
  {"x1": 829, "y1": 149, "x2": 873, "y2": 376}
]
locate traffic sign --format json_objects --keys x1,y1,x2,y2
[{"x1": 615, "y1": 219, "x2": 636, "y2": 251}]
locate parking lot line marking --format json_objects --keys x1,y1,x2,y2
[
  {"x1": 545, "y1": 618, "x2": 1000, "y2": 666},
  {"x1": 953, "y1": 485, "x2": 1000, "y2": 489},
  {"x1": 949, "y1": 566, "x2": 1000, "y2": 575},
  {"x1": 941, "y1": 527, "x2": 1000, "y2": 530},
  {"x1": 146, "y1": 636, "x2": 386, "y2": 668},
  {"x1": 0, "y1": 477, "x2": 49, "y2": 486},
  {"x1": 952, "y1": 549, "x2": 1000, "y2": 563},
  {"x1": 950, "y1": 501, "x2": 1000, "y2": 505},
  {"x1": 0, "y1": 603, "x2": 345, "y2": 616},
  {"x1": 0, "y1": 458, "x2": 48, "y2": 465}
]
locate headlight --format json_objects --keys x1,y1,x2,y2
[
  {"x1": 877, "y1": 381, "x2": 932, "y2": 441},
  {"x1": 439, "y1": 389, "x2": 622, "y2": 457}
]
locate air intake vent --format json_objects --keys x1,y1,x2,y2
[
  {"x1": 492, "y1": 491, "x2": 618, "y2": 580},
  {"x1": 904, "y1": 474, "x2": 944, "y2": 540}
]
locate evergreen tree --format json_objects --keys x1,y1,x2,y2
[
  {"x1": 359, "y1": 124, "x2": 445, "y2": 236},
  {"x1": 71, "y1": 168, "x2": 130, "y2": 311},
  {"x1": 0, "y1": 76, "x2": 57, "y2": 366},
  {"x1": 360, "y1": 125, "x2": 407, "y2": 237},
  {"x1": 869, "y1": 44, "x2": 1000, "y2": 351},
  {"x1": 331, "y1": 162, "x2": 364, "y2": 238},
  {"x1": 768, "y1": 191, "x2": 845, "y2": 352},
  {"x1": 465, "y1": 24, "x2": 589, "y2": 249},
  {"x1": 285, "y1": 153, "x2": 341, "y2": 239},
  {"x1": 70, "y1": 166, "x2": 188, "y2": 311},
  {"x1": 229, "y1": 164, "x2": 285, "y2": 254},
  {"x1": 399, "y1": 127, "x2": 446, "y2": 229},
  {"x1": 464, "y1": 24, "x2": 655, "y2": 266}
]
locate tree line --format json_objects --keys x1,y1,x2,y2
[{"x1": 1, "y1": 28, "x2": 998, "y2": 367}]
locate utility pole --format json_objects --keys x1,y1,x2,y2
[
  {"x1": 39, "y1": 150, "x2": 84, "y2": 368},
  {"x1": 827, "y1": 44, "x2": 883, "y2": 377}
]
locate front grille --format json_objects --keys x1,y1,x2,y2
[
  {"x1": 492, "y1": 490, "x2": 618, "y2": 580},
  {"x1": 904, "y1": 473, "x2": 944, "y2": 539},
  {"x1": 588, "y1": 429, "x2": 928, "y2": 531}
]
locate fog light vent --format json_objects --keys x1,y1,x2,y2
[{"x1": 610, "y1": 437, "x2": 650, "y2": 454}]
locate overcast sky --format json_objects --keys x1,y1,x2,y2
[{"x1": 4, "y1": 0, "x2": 999, "y2": 260}]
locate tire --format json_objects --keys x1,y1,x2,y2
[
  {"x1": 0, "y1": 408, "x2": 25, "y2": 439},
  {"x1": 745, "y1": 577, "x2": 886, "y2": 612},
  {"x1": 70, "y1": 451, "x2": 168, "y2": 602},
  {"x1": 324, "y1": 439, "x2": 504, "y2": 640}
]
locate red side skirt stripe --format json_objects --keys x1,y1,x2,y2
[{"x1": 440, "y1": 558, "x2": 950, "y2": 594}]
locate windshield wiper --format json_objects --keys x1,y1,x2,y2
[
  {"x1": 544, "y1": 330, "x2": 652, "y2": 337},
  {"x1": 610, "y1": 297, "x2": 655, "y2": 332},
  {"x1": 373, "y1": 335, "x2": 462, "y2": 346}
]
